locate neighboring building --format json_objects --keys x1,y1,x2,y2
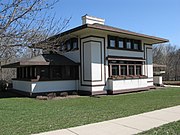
[
  {"x1": 153, "y1": 64, "x2": 166, "y2": 86},
  {"x1": 2, "y1": 15, "x2": 169, "y2": 96}
]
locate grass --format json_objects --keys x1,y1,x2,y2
[
  {"x1": 0, "y1": 87, "x2": 180, "y2": 135},
  {"x1": 138, "y1": 120, "x2": 180, "y2": 135}
]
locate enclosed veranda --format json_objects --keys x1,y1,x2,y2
[{"x1": 2, "y1": 54, "x2": 79, "y2": 96}]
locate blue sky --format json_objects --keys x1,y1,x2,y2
[{"x1": 51, "y1": 0, "x2": 180, "y2": 47}]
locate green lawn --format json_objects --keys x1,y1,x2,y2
[
  {"x1": 138, "y1": 120, "x2": 180, "y2": 135},
  {"x1": 0, "y1": 88, "x2": 180, "y2": 135}
]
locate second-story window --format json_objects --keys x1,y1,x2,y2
[
  {"x1": 65, "y1": 38, "x2": 78, "y2": 51},
  {"x1": 67, "y1": 41, "x2": 71, "y2": 50},
  {"x1": 109, "y1": 36, "x2": 116, "y2": 48},
  {"x1": 126, "y1": 39, "x2": 132, "y2": 49},
  {"x1": 118, "y1": 38, "x2": 124, "y2": 48},
  {"x1": 108, "y1": 35, "x2": 142, "y2": 51},
  {"x1": 133, "y1": 40, "x2": 141, "y2": 50},
  {"x1": 72, "y1": 38, "x2": 78, "y2": 50}
]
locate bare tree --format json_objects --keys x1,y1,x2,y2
[
  {"x1": 0, "y1": 0, "x2": 71, "y2": 81},
  {"x1": 153, "y1": 43, "x2": 180, "y2": 81}
]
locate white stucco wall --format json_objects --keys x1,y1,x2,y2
[
  {"x1": 13, "y1": 80, "x2": 78, "y2": 93},
  {"x1": 108, "y1": 78, "x2": 148, "y2": 91},
  {"x1": 80, "y1": 36, "x2": 105, "y2": 87}
]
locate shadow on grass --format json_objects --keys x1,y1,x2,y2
[{"x1": 0, "y1": 90, "x2": 24, "y2": 98}]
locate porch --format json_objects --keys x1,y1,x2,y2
[
  {"x1": 108, "y1": 77, "x2": 150, "y2": 94},
  {"x1": 2, "y1": 54, "x2": 79, "y2": 95}
]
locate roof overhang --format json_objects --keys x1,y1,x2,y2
[
  {"x1": 2, "y1": 61, "x2": 50, "y2": 68},
  {"x1": 57, "y1": 24, "x2": 169, "y2": 45}
]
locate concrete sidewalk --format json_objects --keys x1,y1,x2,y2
[{"x1": 33, "y1": 105, "x2": 180, "y2": 135}]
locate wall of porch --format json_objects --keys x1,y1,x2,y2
[
  {"x1": 12, "y1": 80, "x2": 78, "y2": 94},
  {"x1": 108, "y1": 78, "x2": 149, "y2": 91}
]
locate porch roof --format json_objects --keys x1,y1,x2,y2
[{"x1": 2, "y1": 54, "x2": 78, "y2": 68}]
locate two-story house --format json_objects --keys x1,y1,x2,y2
[{"x1": 2, "y1": 15, "x2": 168, "y2": 96}]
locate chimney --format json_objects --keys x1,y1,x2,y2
[{"x1": 82, "y1": 14, "x2": 105, "y2": 25}]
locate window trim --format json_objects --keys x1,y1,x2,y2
[
  {"x1": 107, "y1": 35, "x2": 142, "y2": 51},
  {"x1": 108, "y1": 35, "x2": 116, "y2": 48},
  {"x1": 64, "y1": 38, "x2": 79, "y2": 52},
  {"x1": 109, "y1": 61, "x2": 143, "y2": 77},
  {"x1": 118, "y1": 37, "x2": 124, "y2": 48}
]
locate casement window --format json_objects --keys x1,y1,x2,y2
[
  {"x1": 118, "y1": 38, "x2": 124, "y2": 48},
  {"x1": 64, "y1": 38, "x2": 78, "y2": 51},
  {"x1": 126, "y1": 39, "x2": 132, "y2": 49},
  {"x1": 108, "y1": 36, "x2": 116, "y2": 48},
  {"x1": 17, "y1": 65, "x2": 78, "y2": 80},
  {"x1": 52, "y1": 66, "x2": 62, "y2": 79},
  {"x1": 72, "y1": 38, "x2": 78, "y2": 50},
  {"x1": 129, "y1": 65, "x2": 134, "y2": 75},
  {"x1": 112, "y1": 65, "x2": 119, "y2": 75},
  {"x1": 67, "y1": 41, "x2": 71, "y2": 50},
  {"x1": 121, "y1": 65, "x2": 127, "y2": 75},
  {"x1": 38, "y1": 66, "x2": 49, "y2": 79},
  {"x1": 72, "y1": 40, "x2": 78, "y2": 49},
  {"x1": 109, "y1": 60, "x2": 142, "y2": 77},
  {"x1": 136, "y1": 65, "x2": 142, "y2": 75},
  {"x1": 133, "y1": 40, "x2": 141, "y2": 50},
  {"x1": 108, "y1": 35, "x2": 141, "y2": 51}
]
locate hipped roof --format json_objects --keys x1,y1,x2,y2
[
  {"x1": 55, "y1": 23, "x2": 168, "y2": 44},
  {"x1": 2, "y1": 54, "x2": 78, "y2": 68}
]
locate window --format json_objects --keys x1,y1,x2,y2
[
  {"x1": 109, "y1": 36, "x2": 116, "y2": 48},
  {"x1": 134, "y1": 42, "x2": 139, "y2": 50},
  {"x1": 52, "y1": 66, "x2": 62, "y2": 79},
  {"x1": 133, "y1": 40, "x2": 141, "y2": 50},
  {"x1": 118, "y1": 38, "x2": 124, "y2": 48},
  {"x1": 72, "y1": 41, "x2": 77, "y2": 49},
  {"x1": 72, "y1": 38, "x2": 78, "y2": 50},
  {"x1": 129, "y1": 65, "x2": 134, "y2": 75},
  {"x1": 126, "y1": 39, "x2": 132, "y2": 49},
  {"x1": 62, "y1": 38, "x2": 78, "y2": 51},
  {"x1": 136, "y1": 65, "x2": 142, "y2": 75},
  {"x1": 108, "y1": 35, "x2": 142, "y2": 51},
  {"x1": 67, "y1": 42, "x2": 71, "y2": 50},
  {"x1": 110, "y1": 39, "x2": 116, "y2": 48},
  {"x1": 121, "y1": 65, "x2": 127, "y2": 75},
  {"x1": 36, "y1": 66, "x2": 49, "y2": 80},
  {"x1": 109, "y1": 60, "x2": 143, "y2": 77},
  {"x1": 112, "y1": 65, "x2": 119, "y2": 75}
]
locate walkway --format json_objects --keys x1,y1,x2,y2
[{"x1": 33, "y1": 105, "x2": 180, "y2": 135}]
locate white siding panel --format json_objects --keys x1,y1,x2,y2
[
  {"x1": 31, "y1": 80, "x2": 77, "y2": 93},
  {"x1": 109, "y1": 79, "x2": 148, "y2": 91},
  {"x1": 108, "y1": 49, "x2": 144, "y2": 58},
  {"x1": 12, "y1": 80, "x2": 77, "y2": 93},
  {"x1": 91, "y1": 42, "x2": 102, "y2": 81},
  {"x1": 146, "y1": 48, "x2": 153, "y2": 78},
  {"x1": 83, "y1": 42, "x2": 91, "y2": 81}
]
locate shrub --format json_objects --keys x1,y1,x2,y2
[{"x1": 60, "y1": 92, "x2": 68, "y2": 97}]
